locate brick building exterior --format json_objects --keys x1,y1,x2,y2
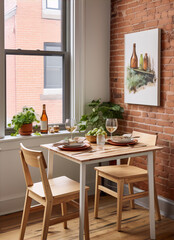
[{"x1": 5, "y1": 0, "x2": 62, "y2": 125}]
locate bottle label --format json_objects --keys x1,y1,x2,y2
[{"x1": 41, "y1": 121, "x2": 48, "y2": 130}]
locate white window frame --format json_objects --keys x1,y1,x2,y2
[
  {"x1": 2, "y1": 0, "x2": 70, "y2": 136},
  {"x1": 0, "y1": 0, "x2": 5, "y2": 138},
  {"x1": 0, "y1": 0, "x2": 86, "y2": 138}
]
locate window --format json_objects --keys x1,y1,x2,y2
[
  {"x1": 46, "y1": 0, "x2": 61, "y2": 10},
  {"x1": 4, "y1": 0, "x2": 70, "y2": 134},
  {"x1": 42, "y1": 0, "x2": 61, "y2": 20}
]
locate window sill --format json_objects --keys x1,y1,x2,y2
[{"x1": 0, "y1": 131, "x2": 82, "y2": 143}]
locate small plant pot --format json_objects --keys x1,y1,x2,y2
[{"x1": 19, "y1": 123, "x2": 33, "y2": 136}]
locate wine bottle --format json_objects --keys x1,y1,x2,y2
[
  {"x1": 40, "y1": 104, "x2": 48, "y2": 134},
  {"x1": 130, "y1": 43, "x2": 138, "y2": 69},
  {"x1": 143, "y1": 53, "x2": 148, "y2": 71},
  {"x1": 139, "y1": 54, "x2": 143, "y2": 70}
]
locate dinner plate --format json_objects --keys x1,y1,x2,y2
[
  {"x1": 63, "y1": 143, "x2": 85, "y2": 148},
  {"x1": 58, "y1": 143, "x2": 91, "y2": 151},
  {"x1": 107, "y1": 139, "x2": 138, "y2": 146},
  {"x1": 109, "y1": 136, "x2": 135, "y2": 143}
]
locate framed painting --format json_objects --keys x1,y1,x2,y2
[{"x1": 124, "y1": 28, "x2": 161, "y2": 106}]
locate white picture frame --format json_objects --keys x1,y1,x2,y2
[{"x1": 124, "y1": 28, "x2": 161, "y2": 106}]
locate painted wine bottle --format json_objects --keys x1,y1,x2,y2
[
  {"x1": 139, "y1": 54, "x2": 143, "y2": 70},
  {"x1": 130, "y1": 43, "x2": 138, "y2": 69},
  {"x1": 143, "y1": 53, "x2": 148, "y2": 71}
]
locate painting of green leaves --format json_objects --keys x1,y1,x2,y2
[{"x1": 124, "y1": 29, "x2": 161, "y2": 106}]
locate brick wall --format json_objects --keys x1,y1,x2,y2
[{"x1": 110, "y1": 0, "x2": 174, "y2": 200}]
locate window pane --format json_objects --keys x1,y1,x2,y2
[
  {"x1": 5, "y1": 0, "x2": 62, "y2": 50},
  {"x1": 47, "y1": 0, "x2": 60, "y2": 10},
  {"x1": 6, "y1": 55, "x2": 63, "y2": 126},
  {"x1": 44, "y1": 43, "x2": 62, "y2": 88}
]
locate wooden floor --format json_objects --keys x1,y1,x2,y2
[{"x1": 0, "y1": 195, "x2": 174, "y2": 240}]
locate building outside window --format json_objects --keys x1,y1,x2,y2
[{"x1": 4, "y1": 0, "x2": 70, "y2": 134}]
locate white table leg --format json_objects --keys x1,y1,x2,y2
[
  {"x1": 148, "y1": 151, "x2": 156, "y2": 239},
  {"x1": 47, "y1": 150, "x2": 54, "y2": 179},
  {"x1": 79, "y1": 163, "x2": 86, "y2": 240},
  {"x1": 117, "y1": 158, "x2": 121, "y2": 165}
]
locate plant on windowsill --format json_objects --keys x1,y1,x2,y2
[
  {"x1": 8, "y1": 107, "x2": 40, "y2": 136},
  {"x1": 78, "y1": 99, "x2": 124, "y2": 132}
]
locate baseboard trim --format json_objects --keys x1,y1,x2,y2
[
  {"x1": 104, "y1": 180, "x2": 174, "y2": 220},
  {"x1": 124, "y1": 185, "x2": 174, "y2": 219}
]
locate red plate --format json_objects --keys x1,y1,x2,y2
[
  {"x1": 58, "y1": 143, "x2": 91, "y2": 151},
  {"x1": 107, "y1": 139, "x2": 138, "y2": 146}
]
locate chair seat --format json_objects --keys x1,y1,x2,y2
[
  {"x1": 95, "y1": 165, "x2": 148, "y2": 180},
  {"x1": 28, "y1": 176, "x2": 89, "y2": 198}
]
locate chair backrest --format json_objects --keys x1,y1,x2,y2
[
  {"x1": 132, "y1": 131, "x2": 157, "y2": 146},
  {"x1": 20, "y1": 143, "x2": 52, "y2": 199},
  {"x1": 128, "y1": 131, "x2": 157, "y2": 165}
]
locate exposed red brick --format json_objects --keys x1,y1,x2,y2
[{"x1": 111, "y1": 0, "x2": 174, "y2": 201}]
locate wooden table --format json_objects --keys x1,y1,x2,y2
[{"x1": 41, "y1": 142, "x2": 162, "y2": 240}]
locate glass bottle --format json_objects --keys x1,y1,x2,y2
[
  {"x1": 139, "y1": 54, "x2": 143, "y2": 70},
  {"x1": 143, "y1": 53, "x2": 148, "y2": 71},
  {"x1": 40, "y1": 104, "x2": 48, "y2": 134},
  {"x1": 130, "y1": 43, "x2": 138, "y2": 69}
]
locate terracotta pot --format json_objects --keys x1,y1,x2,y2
[{"x1": 19, "y1": 123, "x2": 33, "y2": 136}]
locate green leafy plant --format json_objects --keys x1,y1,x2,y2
[
  {"x1": 86, "y1": 127, "x2": 107, "y2": 136},
  {"x1": 8, "y1": 107, "x2": 40, "y2": 136},
  {"x1": 78, "y1": 99, "x2": 124, "y2": 132}
]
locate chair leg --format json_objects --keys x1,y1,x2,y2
[
  {"x1": 84, "y1": 190, "x2": 90, "y2": 240},
  {"x1": 154, "y1": 184, "x2": 161, "y2": 221},
  {"x1": 19, "y1": 191, "x2": 32, "y2": 240},
  {"x1": 94, "y1": 170, "x2": 101, "y2": 218},
  {"x1": 128, "y1": 183, "x2": 135, "y2": 209},
  {"x1": 61, "y1": 202, "x2": 68, "y2": 229},
  {"x1": 117, "y1": 180, "x2": 124, "y2": 232},
  {"x1": 41, "y1": 201, "x2": 53, "y2": 240}
]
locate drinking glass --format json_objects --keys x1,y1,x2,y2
[
  {"x1": 97, "y1": 134, "x2": 105, "y2": 150},
  {"x1": 65, "y1": 118, "x2": 77, "y2": 140},
  {"x1": 106, "y1": 118, "x2": 118, "y2": 140}
]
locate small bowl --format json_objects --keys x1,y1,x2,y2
[{"x1": 85, "y1": 134, "x2": 107, "y2": 143}]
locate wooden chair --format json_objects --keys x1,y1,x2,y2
[
  {"x1": 19, "y1": 143, "x2": 89, "y2": 240},
  {"x1": 94, "y1": 131, "x2": 161, "y2": 231}
]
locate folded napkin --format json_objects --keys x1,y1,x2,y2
[{"x1": 52, "y1": 137, "x2": 86, "y2": 147}]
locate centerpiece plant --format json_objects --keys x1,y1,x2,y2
[
  {"x1": 78, "y1": 99, "x2": 124, "y2": 132},
  {"x1": 8, "y1": 107, "x2": 40, "y2": 136}
]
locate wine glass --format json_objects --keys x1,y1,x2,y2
[
  {"x1": 65, "y1": 118, "x2": 77, "y2": 140},
  {"x1": 106, "y1": 118, "x2": 118, "y2": 140}
]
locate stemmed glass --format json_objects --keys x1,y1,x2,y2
[
  {"x1": 105, "y1": 118, "x2": 118, "y2": 140},
  {"x1": 65, "y1": 118, "x2": 77, "y2": 140}
]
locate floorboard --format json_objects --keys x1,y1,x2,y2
[{"x1": 0, "y1": 196, "x2": 174, "y2": 240}]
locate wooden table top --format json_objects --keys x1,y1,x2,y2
[{"x1": 41, "y1": 142, "x2": 163, "y2": 164}]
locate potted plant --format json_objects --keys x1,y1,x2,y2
[
  {"x1": 86, "y1": 127, "x2": 107, "y2": 143},
  {"x1": 78, "y1": 99, "x2": 124, "y2": 132},
  {"x1": 8, "y1": 107, "x2": 40, "y2": 136}
]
